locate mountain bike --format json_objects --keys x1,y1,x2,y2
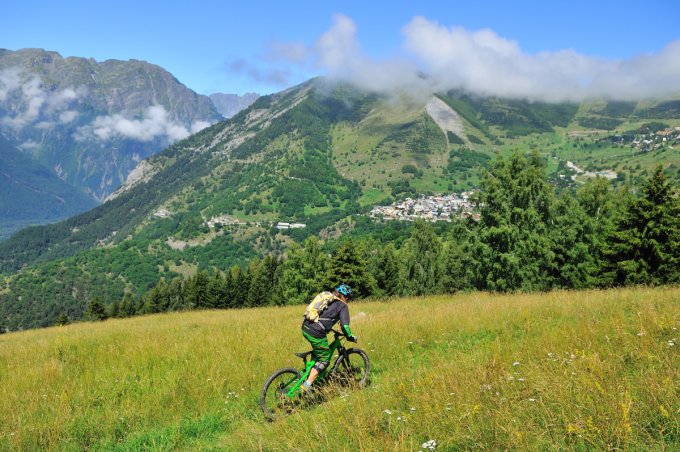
[{"x1": 259, "y1": 328, "x2": 370, "y2": 420}]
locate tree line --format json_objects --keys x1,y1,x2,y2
[{"x1": 79, "y1": 152, "x2": 679, "y2": 323}]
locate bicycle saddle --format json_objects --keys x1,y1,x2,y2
[{"x1": 294, "y1": 351, "x2": 313, "y2": 359}]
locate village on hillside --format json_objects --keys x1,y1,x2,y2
[
  {"x1": 575, "y1": 125, "x2": 680, "y2": 152},
  {"x1": 370, "y1": 192, "x2": 479, "y2": 222}
]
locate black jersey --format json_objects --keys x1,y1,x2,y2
[{"x1": 301, "y1": 298, "x2": 350, "y2": 339}]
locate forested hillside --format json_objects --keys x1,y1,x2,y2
[{"x1": 0, "y1": 78, "x2": 679, "y2": 331}]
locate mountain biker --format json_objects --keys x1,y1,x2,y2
[{"x1": 300, "y1": 284, "x2": 357, "y2": 393}]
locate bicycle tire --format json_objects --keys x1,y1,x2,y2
[
  {"x1": 333, "y1": 348, "x2": 370, "y2": 388},
  {"x1": 259, "y1": 367, "x2": 301, "y2": 421}
]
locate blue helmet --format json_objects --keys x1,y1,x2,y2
[{"x1": 335, "y1": 284, "x2": 353, "y2": 299}]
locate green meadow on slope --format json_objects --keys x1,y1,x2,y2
[{"x1": 0, "y1": 286, "x2": 677, "y2": 450}]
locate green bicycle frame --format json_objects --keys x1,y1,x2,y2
[{"x1": 284, "y1": 332, "x2": 345, "y2": 398}]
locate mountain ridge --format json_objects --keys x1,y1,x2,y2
[
  {"x1": 0, "y1": 48, "x2": 224, "y2": 237},
  {"x1": 0, "y1": 77, "x2": 678, "y2": 329}
]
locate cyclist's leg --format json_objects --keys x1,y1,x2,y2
[{"x1": 302, "y1": 331, "x2": 331, "y2": 386}]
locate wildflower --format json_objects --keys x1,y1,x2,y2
[
  {"x1": 528, "y1": 398, "x2": 536, "y2": 402},
  {"x1": 512, "y1": 361, "x2": 520, "y2": 366},
  {"x1": 410, "y1": 407, "x2": 416, "y2": 412},
  {"x1": 421, "y1": 439, "x2": 437, "y2": 450},
  {"x1": 383, "y1": 409, "x2": 392, "y2": 415},
  {"x1": 636, "y1": 331, "x2": 645, "y2": 337},
  {"x1": 449, "y1": 392, "x2": 455, "y2": 396},
  {"x1": 668, "y1": 339, "x2": 676, "y2": 347},
  {"x1": 517, "y1": 378, "x2": 525, "y2": 382}
]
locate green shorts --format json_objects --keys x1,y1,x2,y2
[{"x1": 302, "y1": 330, "x2": 331, "y2": 365}]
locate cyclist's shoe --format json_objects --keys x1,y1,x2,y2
[{"x1": 298, "y1": 383, "x2": 312, "y2": 397}]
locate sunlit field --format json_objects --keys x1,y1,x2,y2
[{"x1": 1, "y1": 287, "x2": 678, "y2": 450}]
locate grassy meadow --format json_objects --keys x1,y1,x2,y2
[{"x1": 0, "y1": 287, "x2": 678, "y2": 450}]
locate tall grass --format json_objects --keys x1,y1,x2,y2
[{"x1": 1, "y1": 287, "x2": 677, "y2": 450}]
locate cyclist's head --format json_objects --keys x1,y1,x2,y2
[{"x1": 335, "y1": 284, "x2": 352, "y2": 300}]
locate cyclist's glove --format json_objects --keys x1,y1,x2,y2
[{"x1": 348, "y1": 335, "x2": 358, "y2": 343}]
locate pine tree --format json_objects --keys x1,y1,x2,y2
[
  {"x1": 327, "y1": 238, "x2": 374, "y2": 298},
  {"x1": 119, "y1": 293, "x2": 136, "y2": 317},
  {"x1": 602, "y1": 166, "x2": 680, "y2": 285},
  {"x1": 247, "y1": 256, "x2": 279, "y2": 307},
  {"x1": 371, "y1": 243, "x2": 401, "y2": 297},
  {"x1": 400, "y1": 220, "x2": 444, "y2": 296},
  {"x1": 441, "y1": 219, "x2": 476, "y2": 293},
  {"x1": 471, "y1": 152, "x2": 556, "y2": 291},
  {"x1": 108, "y1": 299, "x2": 121, "y2": 318},
  {"x1": 85, "y1": 297, "x2": 108, "y2": 321},
  {"x1": 275, "y1": 237, "x2": 329, "y2": 305}
]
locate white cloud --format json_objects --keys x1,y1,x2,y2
[
  {"x1": 18, "y1": 140, "x2": 39, "y2": 151},
  {"x1": 269, "y1": 14, "x2": 680, "y2": 102},
  {"x1": 0, "y1": 68, "x2": 22, "y2": 101},
  {"x1": 77, "y1": 104, "x2": 211, "y2": 143},
  {"x1": 59, "y1": 110, "x2": 78, "y2": 124},
  {"x1": 0, "y1": 68, "x2": 84, "y2": 129},
  {"x1": 191, "y1": 120, "x2": 211, "y2": 134}
]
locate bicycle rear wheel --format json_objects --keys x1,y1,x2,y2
[
  {"x1": 334, "y1": 349, "x2": 370, "y2": 388},
  {"x1": 259, "y1": 367, "x2": 302, "y2": 420}
]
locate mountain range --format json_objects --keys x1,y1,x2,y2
[
  {"x1": 0, "y1": 49, "x2": 261, "y2": 239},
  {"x1": 0, "y1": 69, "x2": 678, "y2": 329},
  {"x1": 209, "y1": 92, "x2": 259, "y2": 118}
]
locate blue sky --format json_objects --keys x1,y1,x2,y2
[{"x1": 3, "y1": 0, "x2": 680, "y2": 98}]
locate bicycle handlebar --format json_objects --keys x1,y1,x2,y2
[{"x1": 330, "y1": 328, "x2": 347, "y2": 338}]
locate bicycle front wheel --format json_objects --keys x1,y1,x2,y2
[
  {"x1": 335, "y1": 349, "x2": 370, "y2": 388},
  {"x1": 259, "y1": 367, "x2": 302, "y2": 421}
]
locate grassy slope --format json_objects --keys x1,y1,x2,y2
[{"x1": 0, "y1": 287, "x2": 677, "y2": 451}]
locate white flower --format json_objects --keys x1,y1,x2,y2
[
  {"x1": 517, "y1": 378, "x2": 525, "y2": 382},
  {"x1": 512, "y1": 361, "x2": 520, "y2": 366},
  {"x1": 383, "y1": 409, "x2": 392, "y2": 415},
  {"x1": 421, "y1": 439, "x2": 437, "y2": 450},
  {"x1": 528, "y1": 398, "x2": 536, "y2": 402},
  {"x1": 636, "y1": 331, "x2": 645, "y2": 337},
  {"x1": 410, "y1": 407, "x2": 416, "y2": 412}
]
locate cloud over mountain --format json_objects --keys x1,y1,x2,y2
[
  {"x1": 0, "y1": 68, "x2": 84, "y2": 129},
  {"x1": 76, "y1": 105, "x2": 210, "y2": 143},
  {"x1": 267, "y1": 14, "x2": 680, "y2": 102}
]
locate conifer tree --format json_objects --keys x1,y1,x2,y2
[
  {"x1": 119, "y1": 293, "x2": 136, "y2": 317},
  {"x1": 327, "y1": 238, "x2": 374, "y2": 298},
  {"x1": 108, "y1": 299, "x2": 121, "y2": 318},
  {"x1": 471, "y1": 152, "x2": 555, "y2": 291},
  {"x1": 275, "y1": 237, "x2": 328, "y2": 305},
  {"x1": 400, "y1": 220, "x2": 444, "y2": 295},
  {"x1": 85, "y1": 297, "x2": 108, "y2": 321},
  {"x1": 371, "y1": 243, "x2": 401, "y2": 297},
  {"x1": 602, "y1": 166, "x2": 680, "y2": 285}
]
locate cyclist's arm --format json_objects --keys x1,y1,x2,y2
[{"x1": 339, "y1": 305, "x2": 354, "y2": 338}]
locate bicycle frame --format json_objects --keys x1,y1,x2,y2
[{"x1": 283, "y1": 329, "x2": 347, "y2": 398}]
